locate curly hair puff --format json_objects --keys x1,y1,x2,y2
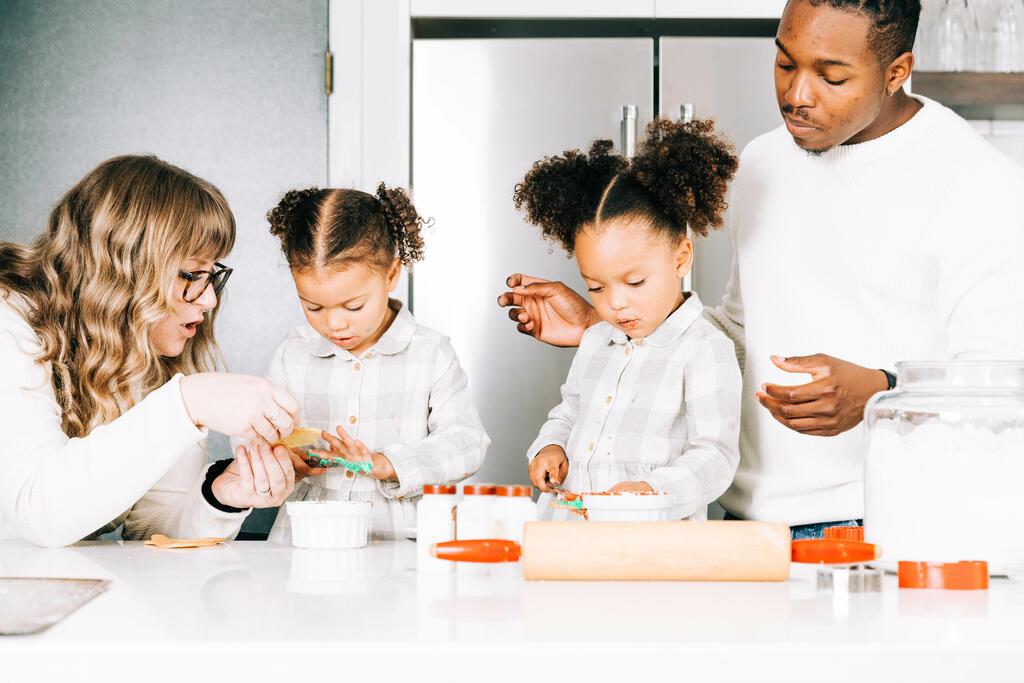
[
  {"x1": 513, "y1": 139, "x2": 627, "y2": 255},
  {"x1": 514, "y1": 119, "x2": 737, "y2": 252},
  {"x1": 375, "y1": 183, "x2": 427, "y2": 267},
  {"x1": 629, "y1": 118, "x2": 738, "y2": 238},
  {"x1": 267, "y1": 184, "x2": 428, "y2": 272}
]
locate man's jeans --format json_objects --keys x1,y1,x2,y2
[{"x1": 723, "y1": 511, "x2": 862, "y2": 540}]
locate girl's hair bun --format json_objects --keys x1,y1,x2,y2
[
  {"x1": 375, "y1": 183, "x2": 427, "y2": 268},
  {"x1": 630, "y1": 118, "x2": 737, "y2": 237},
  {"x1": 513, "y1": 139, "x2": 627, "y2": 254},
  {"x1": 267, "y1": 187, "x2": 323, "y2": 240}
]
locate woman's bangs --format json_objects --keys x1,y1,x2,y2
[{"x1": 181, "y1": 186, "x2": 236, "y2": 264}]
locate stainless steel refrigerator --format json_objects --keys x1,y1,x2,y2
[{"x1": 411, "y1": 36, "x2": 780, "y2": 499}]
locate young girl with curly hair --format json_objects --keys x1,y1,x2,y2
[
  {"x1": 515, "y1": 119, "x2": 742, "y2": 520},
  {"x1": 260, "y1": 184, "x2": 489, "y2": 540}
]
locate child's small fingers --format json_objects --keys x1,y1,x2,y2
[
  {"x1": 322, "y1": 430, "x2": 344, "y2": 450},
  {"x1": 336, "y1": 425, "x2": 357, "y2": 447},
  {"x1": 306, "y1": 448, "x2": 335, "y2": 461}
]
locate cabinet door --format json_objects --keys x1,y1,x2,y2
[
  {"x1": 412, "y1": 38, "x2": 653, "y2": 486},
  {"x1": 660, "y1": 37, "x2": 781, "y2": 308}
]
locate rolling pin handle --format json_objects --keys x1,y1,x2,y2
[{"x1": 431, "y1": 539, "x2": 522, "y2": 563}]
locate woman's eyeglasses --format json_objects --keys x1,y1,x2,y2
[{"x1": 178, "y1": 262, "x2": 233, "y2": 303}]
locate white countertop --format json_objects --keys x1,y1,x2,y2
[{"x1": 2, "y1": 539, "x2": 1023, "y2": 682}]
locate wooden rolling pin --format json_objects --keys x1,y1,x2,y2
[{"x1": 433, "y1": 521, "x2": 791, "y2": 581}]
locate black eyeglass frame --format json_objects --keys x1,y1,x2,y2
[{"x1": 178, "y1": 262, "x2": 233, "y2": 303}]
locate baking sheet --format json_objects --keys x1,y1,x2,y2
[{"x1": 0, "y1": 577, "x2": 111, "y2": 635}]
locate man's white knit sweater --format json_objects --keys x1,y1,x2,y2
[{"x1": 708, "y1": 96, "x2": 1024, "y2": 525}]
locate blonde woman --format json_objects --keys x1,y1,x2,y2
[{"x1": 0, "y1": 155, "x2": 301, "y2": 547}]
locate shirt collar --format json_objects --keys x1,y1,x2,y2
[
  {"x1": 309, "y1": 298, "x2": 416, "y2": 359},
  {"x1": 607, "y1": 291, "x2": 704, "y2": 347}
]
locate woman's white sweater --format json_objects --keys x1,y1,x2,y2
[{"x1": 0, "y1": 292, "x2": 249, "y2": 546}]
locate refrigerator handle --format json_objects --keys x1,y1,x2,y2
[
  {"x1": 620, "y1": 105, "x2": 638, "y2": 158},
  {"x1": 679, "y1": 103, "x2": 695, "y2": 294}
]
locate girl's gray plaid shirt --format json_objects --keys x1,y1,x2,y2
[
  {"x1": 527, "y1": 292, "x2": 741, "y2": 521},
  {"x1": 253, "y1": 300, "x2": 489, "y2": 538}
]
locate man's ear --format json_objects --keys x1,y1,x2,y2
[{"x1": 884, "y1": 51, "x2": 914, "y2": 96}]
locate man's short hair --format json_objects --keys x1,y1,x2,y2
[{"x1": 803, "y1": 0, "x2": 922, "y2": 65}]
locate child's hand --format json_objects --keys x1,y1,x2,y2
[
  {"x1": 529, "y1": 445, "x2": 568, "y2": 492},
  {"x1": 288, "y1": 447, "x2": 327, "y2": 481},
  {"x1": 306, "y1": 426, "x2": 397, "y2": 481},
  {"x1": 608, "y1": 480, "x2": 654, "y2": 493}
]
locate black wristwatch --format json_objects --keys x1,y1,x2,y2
[{"x1": 879, "y1": 368, "x2": 897, "y2": 391}]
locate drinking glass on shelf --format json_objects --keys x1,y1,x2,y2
[
  {"x1": 937, "y1": 0, "x2": 979, "y2": 70},
  {"x1": 915, "y1": 0, "x2": 941, "y2": 69},
  {"x1": 991, "y1": 0, "x2": 1024, "y2": 71}
]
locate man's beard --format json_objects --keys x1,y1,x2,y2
[{"x1": 801, "y1": 145, "x2": 831, "y2": 157}]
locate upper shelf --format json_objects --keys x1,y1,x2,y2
[
  {"x1": 410, "y1": 0, "x2": 785, "y2": 18},
  {"x1": 911, "y1": 71, "x2": 1024, "y2": 120}
]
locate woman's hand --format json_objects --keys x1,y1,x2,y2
[
  {"x1": 529, "y1": 445, "x2": 569, "y2": 492},
  {"x1": 305, "y1": 426, "x2": 397, "y2": 481},
  {"x1": 608, "y1": 480, "x2": 653, "y2": 493},
  {"x1": 180, "y1": 372, "x2": 300, "y2": 442},
  {"x1": 211, "y1": 438, "x2": 295, "y2": 508},
  {"x1": 496, "y1": 274, "x2": 598, "y2": 348}
]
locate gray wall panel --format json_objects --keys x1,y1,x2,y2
[
  {"x1": 0, "y1": 0, "x2": 327, "y2": 405},
  {"x1": 1, "y1": 1, "x2": 328, "y2": 536}
]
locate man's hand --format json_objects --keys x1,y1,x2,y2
[
  {"x1": 497, "y1": 274, "x2": 600, "y2": 348},
  {"x1": 756, "y1": 354, "x2": 889, "y2": 436},
  {"x1": 529, "y1": 445, "x2": 569, "y2": 492}
]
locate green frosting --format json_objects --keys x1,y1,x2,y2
[
  {"x1": 305, "y1": 452, "x2": 373, "y2": 473},
  {"x1": 554, "y1": 496, "x2": 583, "y2": 510}
]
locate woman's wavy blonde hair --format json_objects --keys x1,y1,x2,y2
[{"x1": 0, "y1": 154, "x2": 235, "y2": 438}]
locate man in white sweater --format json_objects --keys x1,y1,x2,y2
[{"x1": 498, "y1": 0, "x2": 1024, "y2": 537}]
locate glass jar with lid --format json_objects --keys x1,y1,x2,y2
[{"x1": 863, "y1": 361, "x2": 1024, "y2": 574}]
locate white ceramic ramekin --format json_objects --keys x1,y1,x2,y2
[
  {"x1": 579, "y1": 492, "x2": 681, "y2": 522},
  {"x1": 286, "y1": 501, "x2": 372, "y2": 549}
]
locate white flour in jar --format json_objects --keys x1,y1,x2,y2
[{"x1": 864, "y1": 420, "x2": 1024, "y2": 573}]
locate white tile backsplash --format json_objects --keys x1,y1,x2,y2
[
  {"x1": 987, "y1": 133, "x2": 1024, "y2": 162},
  {"x1": 992, "y1": 120, "x2": 1024, "y2": 137},
  {"x1": 973, "y1": 119, "x2": 1024, "y2": 167},
  {"x1": 968, "y1": 119, "x2": 994, "y2": 136}
]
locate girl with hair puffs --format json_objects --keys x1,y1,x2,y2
[
  {"x1": 258, "y1": 184, "x2": 488, "y2": 540},
  {"x1": 516, "y1": 119, "x2": 742, "y2": 520}
]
